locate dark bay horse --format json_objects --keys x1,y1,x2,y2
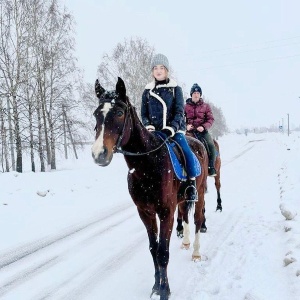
[{"x1": 91, "y1": 77, "x2": 208, "y2": 300}]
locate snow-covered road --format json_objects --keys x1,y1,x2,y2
[{"x1": 0, "y1": 133, "x2": 299, "y2": 300}]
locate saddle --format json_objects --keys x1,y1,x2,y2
[
  {"x1": 189, "y1": 131, "x2": 219, "y2": 157},
  {"x1": 154, "y1": 132, "x2": 201, "y2": 181}
]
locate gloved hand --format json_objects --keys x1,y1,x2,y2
[
  {"x1": 196, "y1": 126, "x2": 205, "y2": 133},
  {"x1": 186, "y1": 124, "x2": 194, "y2": 131},
  {"x1": 160, "y1": 128, "x2": 173, "y2": 138}
]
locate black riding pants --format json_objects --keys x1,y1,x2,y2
[{"x1": 194, "y1": 131, "x2": 216, "y2": 165}]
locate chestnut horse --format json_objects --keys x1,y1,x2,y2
[
  {"x1": 176, "y1": 134, "x2": 222, "y2": 238},
  {"x1": 91, "y1": 77, "x2": 208, "y2": 300}
]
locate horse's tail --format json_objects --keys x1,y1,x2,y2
[{"x1": 185, "y1": 200, "x2": 195, "y2": 214}]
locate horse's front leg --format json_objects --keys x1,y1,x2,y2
[
  {"x1": 157, "y1": 210, "x2": 175, "y2": 300},
  {"x1": 137, "y1": 209, "x2": 160, "y2": 297},
  {"x1": 176, "y1": 208, "x2": 184, "y2": 238}
]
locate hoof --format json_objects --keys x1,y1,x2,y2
[
  {"x1": 216, "y1": 205, "x2": 222, "y2": 212},
  {"x1": 177, "y1": 230, "x2": 183, "y2": 238},
  {"x1": 181, "y1": 243, "x2": 190, "y2": 250},
  {"x1": 200, "y1": 222, "x2": 207, "y2": 233},
  {"x1": 159, "y1": 290, "x2": 171, "y2": 300},
  {"x1": 192, "y1": 254, "x2": 201, "y2": 262},
  {"x1": 150, "y1": 288, "x2": 170, "y2": 299},
  {"x1": 150, "y1": 288, "x2": 159, "y2": 298}
]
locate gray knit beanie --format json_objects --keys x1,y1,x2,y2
[{"x1": 151, "y1": 53, "x2": 169, "y2": 71}]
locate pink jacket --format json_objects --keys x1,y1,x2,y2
[{"x1": 184, "y1": 98, "x2": 214, "y2": 130}]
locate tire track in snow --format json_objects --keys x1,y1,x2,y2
[
  {"x1": 0, "y1": 209, "x2": 137, "y2": 297},
  {"x1": 33, "y1": 231, "x2": 146, "y2": 300},
  {"x1": 170, "y1": 140, "x2": 266, "y2": 299},
  {"x1": 0, "y1": 256, "x2": 60, "y2": 298},
  {"x1": 0, "y1": 203, "x2": 133, "y2": 270},
  {"x1": 222, "y1": 144, "x2": 256, "y2": 166},
  {"x1": 170, "y1": 211, "x2": 244, "y2": 300},
  {"x1": 174, "y1": 137, "x2": 294, "y2": 300}
]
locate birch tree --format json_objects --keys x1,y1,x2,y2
[
  {"x1": 0, "y1": 0, "x2": 32, "y2": 172},
  {"x1": 97, "y1": 37, "x2": 155, "y2": 113}
]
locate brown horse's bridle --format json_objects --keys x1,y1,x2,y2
[
  {"x1": 95, "y1": 97, "x2": 169, "y2": 157},
  {"x1": 94, "y1": 97, "x2": 130, "y2": 153}
]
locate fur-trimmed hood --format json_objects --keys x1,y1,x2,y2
[{"x1": 145, "y1": 78, "x2": 177, "y2": 90}]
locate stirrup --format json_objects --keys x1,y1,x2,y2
[{"x1": 185, "y1": 185, "x2": 198, "y2": 202}]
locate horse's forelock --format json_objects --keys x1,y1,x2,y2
[{"x1": 98, "y1": 90, "x2": 128, "y2": 106}]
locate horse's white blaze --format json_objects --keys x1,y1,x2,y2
[{"x1": 92, "y1": 103, "x2": 112, "y2": 158}]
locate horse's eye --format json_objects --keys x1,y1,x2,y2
[{"x1": 117, "y1": 110, "x2": 124, "y2": 117}]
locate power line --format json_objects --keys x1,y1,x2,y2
[
  {"x1": 198, "y1": 53, "x2": 300, "y2": 71},
  {"x1": 199, "y1": 35, "x2": 300, "y2": 55},
  {"x1": 198, "y1": 41, "x2": 300, "y2": 59}
]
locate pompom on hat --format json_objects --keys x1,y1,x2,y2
[
  {"x1": 190, "y1": 83, "x2": 202, "y2": 96},
  {"x1": 151, "y1": 53, "x2": 169, "y2": 71}
]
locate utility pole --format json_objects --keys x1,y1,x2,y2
[{"x1": 287, "y1": 113, "x2": 290, "y2": 136}]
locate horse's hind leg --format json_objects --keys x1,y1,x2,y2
[
  {"x1": 200, "y1": 204, "x2": 207, "y2": 233},
  {"x1": 178, "y1": 202, "x2": 191, "y2": 249},
  {"x1": 137, "y1": 209, "x2": 160, "y2": 297},
  {"x1": 192, "y1": 184, "x2": 206, "y2": 261},
  {"x1": 176, "y1": 208, "x2": 184, "y2": 238},
  {"x1": 215, "y1": 160, "x2": 222, "y2": 212}
]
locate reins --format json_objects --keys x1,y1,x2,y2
[
  {"x1": 113, "y1": 103, "x2": 170, "y2": 156},
  {"x1": 114, "y1": 137, "x2": 170, "y2": 156}
]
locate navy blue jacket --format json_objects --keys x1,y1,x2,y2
[{"x1": 141, "y1": 79, "x2": 186, "y2": 136}]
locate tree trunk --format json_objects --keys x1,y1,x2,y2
[
  {"x1": 62, "y1": 105, "x2": 68, "y2": 159},
  {"x1": 42, "y1": 99, "x2": 51, "y2": 166},
  {"x1": 6, "y1": 97, "x2": 16, "y2": 171},
  {"x1": 28, "y1": 100, "x2": 35, "y2": 172},
  {"x1": 3, "y1": 128, "x2": 10, "y2": 172},
  {"x1": 37, "y1": 98, "x2": 45, "y2": 172},
  {"x1": 50, "y1": 125, "x2": 56, "y2": 170},
  {"x1": 0, "y1": 102, "x2": 10, "y2": 172},
  {"x1": 63, "y1": 108, "x2": 78, "y2": 159},
  {"x1": 12, "y1": 95, "x2": 22, "y2": 173}
]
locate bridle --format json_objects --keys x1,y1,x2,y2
[{"x1": 94, "y1": 97, "x2": 170, "y2": 157}]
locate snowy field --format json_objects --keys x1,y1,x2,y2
[{"x1": 0, "y1": 132, "x2": 299, "y2": 300}]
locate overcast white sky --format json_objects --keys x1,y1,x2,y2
[{"x1": 64, "y1": 0, "x2": 300, "y2": 130}]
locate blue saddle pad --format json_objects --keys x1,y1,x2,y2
[{"x1": 154, "y1": 132, "x2": 201, "y2": 181}]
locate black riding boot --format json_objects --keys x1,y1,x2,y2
[
  {"x1": 185, "y1": 179, "x2": 198, "y2": 202},
  {"x1": 208, "y1": 161, "x2": 217, "y2": 177}
]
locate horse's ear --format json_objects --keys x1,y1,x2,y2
[
  {"x1": 116, "y1": 77, "x2": 126, "y2": 100},
  {"x1": 95, "y1": 79, "x2": 105, "y2": 99}
]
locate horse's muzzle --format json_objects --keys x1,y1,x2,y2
[{"x1": 92, "y1": 146, "x2": 112, "y2": 166}]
